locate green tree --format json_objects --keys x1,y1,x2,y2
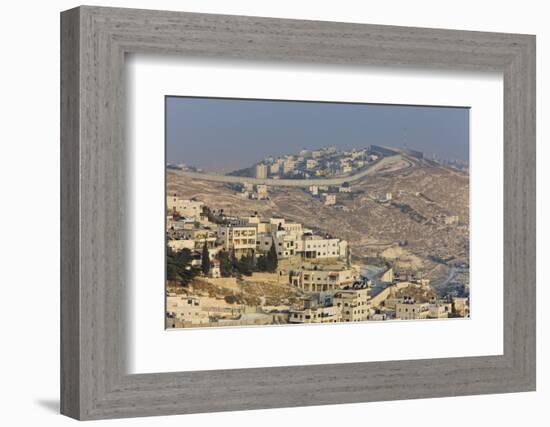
[
  {"x1": 236, "y1": 252, "x2": 255, "y2": 276},
  {"x1": 218, "y1": 250, "x2": 233, "y2": 277},
  {"x1": 266, "y1": 239, "x2": 278, "y2": 272},
  {"x1": 201, "y1": 240, "x2": 211, "y2": 275},
  {"x1": 230, "y1": 250, "x2": 239, "y2": 273},
  {"x1": 256, "y1": 254, "x2": 267, "y2": 272},
  {"x1": 166, "y1": 246, "x2": 199, "y2": 285}
]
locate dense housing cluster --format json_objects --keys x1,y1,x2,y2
[
  {"x1": 250, "y1": 146, "x2": 378, "y2": 180},
  {"x1": 165, "y1": 194, "x2": 468, "y2": 328}
]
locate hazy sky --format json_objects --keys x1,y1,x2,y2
[{"x1": 166, "y1": 96, "x2": 469, "y2": 173}]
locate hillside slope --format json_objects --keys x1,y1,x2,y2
[{"x1": 167, "y1": 155, "x2": 469, "y2": 289}]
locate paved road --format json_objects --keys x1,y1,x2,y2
[
  {"x1": 172, "y1": 155, "x2": 408, "y2": 187},
  {"x1": 432, "y1": 266, "x2": 458, "y2": 289}
]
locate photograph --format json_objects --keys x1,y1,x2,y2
[{"x1": 165, "y1": 97, "x2": 470, "y2": 328}]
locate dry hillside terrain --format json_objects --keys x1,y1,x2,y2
[{"x1": 167, "y1": 154, "x2": 469, "y2": 290}]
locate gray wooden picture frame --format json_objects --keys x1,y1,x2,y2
[{"x1": 60, "y1": 5, "x2": 536, "y2": 421}]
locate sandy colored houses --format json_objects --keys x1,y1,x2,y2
[
  {"x1": 444, "y1": 215, "x2": 460, "y2": 225},
  {"x1": 255, "y1": 163, "x2": 268, "y2": 179},
  {"x1": 217, "y1": 225, "x2": 257, "y2": 257},
  {"x1": 283, "y1": 159, "x2": 296, "y2": 174},
  {"x1": 281, "y1": 221, "x2": 303, "y2": 234},
  {"x1": 272, "y1": 230, "x2": 300, "y2": 258},
  {"x1": 342, "y1": 164, "x2": 353, "y2": 174},
  {"x1": 256, "y1": 184, "x2": 268, "y2": 197},
  {"x1": 428, "y1": 302, "x2": 452, "y2": 318},
  {"x1": 167, "y1": 239, "x2": 195, "y2": 252},
  {"x1": 289, "y1": 305, "x2": 341, "y2": 324},
  {"x1": 394, "y1": 296, "x2": 451, "y2": 320},
  {"x1": 166, "y1": 295, "x2": 209, "y2": 326},
  {"x1": 301, "y1": 235, "x2": 343, "y2": 259},
  {"x1": 395, "y1": 300, "x2": 430, "y2": 320},
  {"x1": 452, "y1": 297, "x2": 469, "y2": 317},
  {"x1": 289, "y1": 268, "x2": 357, "y2": 292},
  {"x1": 309, "y1": 185, "x2": 319, "y2": 195},
  {"x1": 166, "y1": 195, "x2": 204, "y2": 219},
  {"x1": 209, "y1": 262, "x2": 221, "y2": 278},
  {"x1": 323, "y1": 193, "x2": 336, "y2": 206},
  {"x1": 333, "y1": 285, "x2": 370, "y2": 322},
  {"x1": 179, "y1": 228, "x2": 218, "y2": 249},
  {"x1": 306, "y1": 159, "x2": 318, "y2": 170}
]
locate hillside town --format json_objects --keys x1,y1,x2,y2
[
  {"x1": 166, "y1": 144, "x2": 470, "y2": 329},
  {"x1": 241, "y1": 145, "x2": 377, "y2": 180}
]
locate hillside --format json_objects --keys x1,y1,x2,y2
[{"x1": 167, "y1": 154, "x2": 469, "y2": 291}]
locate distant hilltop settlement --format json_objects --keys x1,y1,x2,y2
[
  {"x1": 165, "y1": 193, "x2": 470, "y2": 328},
  {"x1": 247, "y1": 145, "x2": 375, "y2": 180}
]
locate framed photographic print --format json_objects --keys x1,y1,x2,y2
[
  {"x1": 164, "y1": 97, "x2": 471, "y2": 330},
  {"x1": 61, "y1": 6, "x2": 536, "y2": 420}
]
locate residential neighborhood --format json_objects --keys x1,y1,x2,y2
[
  {"x1": 165, "y1": 98, "x2": 470, "y2": 329},
  {"x1": 166, "y1": 185, "x2": 469, "y2": 328}
]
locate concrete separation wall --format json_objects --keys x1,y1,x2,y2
[{"x1": 172, "y1": 156, "x2": 403, "y2": 187}]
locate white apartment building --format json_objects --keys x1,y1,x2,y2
[
  {"x1": 273, "y1": 230, "x2": 300, "y2": 258},
  {"x1": 217, "y1": 225, "x2": 257, "y2": 257},
  {"x1": 255, "y1": 163, "x2": 268, "y2": 179},
  {"x1": 302, "y1": 235, "x2": 342, "y2": 259}
]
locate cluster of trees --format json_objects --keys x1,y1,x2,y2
[
  {"x1": 256, "y1": 243, "x2": 278, "y2": 273},
  {"x1": 168, "y1": 239, "x2": 279, "y2": 286},
  {"x1": 166, "y1": 246, "x2": 199, "y2": 285},
  {"x1": 216, "y1": 250, "x2": 255, "y2": 277},
  {"x1": 216, "y1": 241, "x2": 278, "y2": 278}
]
